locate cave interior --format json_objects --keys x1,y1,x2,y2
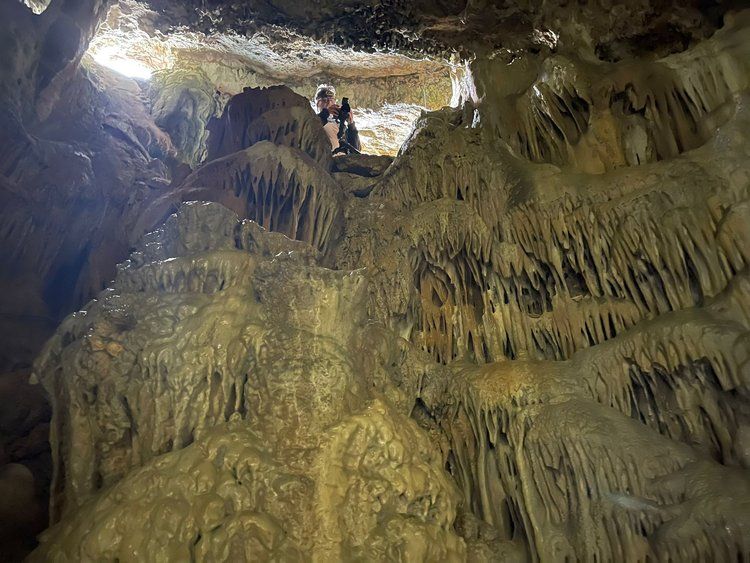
[{"x1": 1, "y1": 0, "x2": 749, "y2": 561}]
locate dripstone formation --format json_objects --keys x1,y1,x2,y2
[{"x1": 1, "y1": 0, "x2": 749, "y2": 561}]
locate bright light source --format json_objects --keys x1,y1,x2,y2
[
  {"x1": 23, "y1": 0, "x2": 51, "y2": 14},
  {"x1": 91, "y1": 47, "x2": 153, "y2": 80}
]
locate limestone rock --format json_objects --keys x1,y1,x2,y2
[
  {"x1": 0, "y1": 464, "x2": 46, "y2": 561},
  {"x1": 333, "y1": 171, "x2": 376, "y2": 197},
  {"x1": 141, "y1": 141, "x2": 344, "y2": 253},
  {"x1": 139, "y1": 0, "x2": 727, "y2": 59},
  {"x1": 0, "y1": 372, "x2": 50, "y2": 460},
  {"x1": 333, "y1": 153, "x2": 394, "y2": 177},
  {"x1": 30, "y1": 401, "x2": 466, "y2": 561},
  {"x1": 206, "y1": 86, "x2": 318, "y2": 163},
  {"x1": 0, "y1": 60, "x2": 176, "y2": 372},
  {"x1": 3, "y1": 1, "x2": 750, "y2": 561},
  {"x1": 148, "y1": 68, "x2": 223, "y2": 166},
  {"x1": 30, "y1": 201, "x2": 466, "y2": 559},
  {"x1": 471, "y1": 14, "x2": 750, "y2": 173}
]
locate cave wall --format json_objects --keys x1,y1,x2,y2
[
  {"x1": 0, "y1": 1, "x2": 178, "y2": 373},
  {"x1": 0, "y1": 3, "x2": 176, "y2": 556}
]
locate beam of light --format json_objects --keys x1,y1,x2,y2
[{"x1": 90, "y1": 47, "x2": 153, "y2": 80}]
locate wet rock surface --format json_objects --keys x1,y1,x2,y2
[{"x1": 30, "y1": 202, "x2": 465, "y2": 560}]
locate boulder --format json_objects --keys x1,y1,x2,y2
[{"x1": 333, "y1": 154, "x2": 393, "y2": 177}]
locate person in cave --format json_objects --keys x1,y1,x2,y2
[{"x1": 315, "y1": 84, "x2": 362, "y2": 155}]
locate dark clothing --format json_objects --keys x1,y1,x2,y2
[{"x1": 345, "y1": 123, "x2": 362, "y2": 153}]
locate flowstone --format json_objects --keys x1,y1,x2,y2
[
  {"x1": 30, "y1": 402, "x2": 465, "y2": 561},
  {"x1": 31, "y1": 202, "x2": 465, "y2": 560},
  {"x1": 19, "y1": 8, "x2": 750, "y2": 563}
]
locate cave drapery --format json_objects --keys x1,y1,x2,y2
[{"x1": 1, "y1": 0, "x2": 749, "y2": 561}]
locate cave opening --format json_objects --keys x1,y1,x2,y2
[{"x1": 83, "y1": 0, "x2": 458, "y2": 157}]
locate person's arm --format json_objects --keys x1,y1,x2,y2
[{"x1": 328, "y1": 104, "x2": 355, "y2": 123}]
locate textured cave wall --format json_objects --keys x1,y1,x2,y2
[
  {"x1": 1, "y1": 0, "x2": 750, "y2": 561},
  {"x1": 31, "y1": 202, "x2": 466, "y2": 561},
  {"x1": 2, "y1": 0, "x2": 108, "y2": 121},
  {"x1": 139, "y1": 0, "x2": 731, "y2": 59},
  {"x1": 351, "y1": 12, "x2": 749, "y2": 560},
  {"x1": 470, "y1": 14, "x2": 749, "y2": 173},
  {"x1": 146, "y1": 68, "x2": 224, "y2": 167},
  {"x1": 0, "y1": 3, "x2": 180, "y2": 557},
  {"x1": 0, "y1": 0, "x2": 179, "y2": 375},
  {"x1": 0, "y1": 60, "x2": 181, "y2": 369},
  {"x1": 31, "y1": 13, "x2": 750, "y2": 560}
]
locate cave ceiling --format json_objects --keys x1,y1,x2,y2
[
  {"x1": 83, "y1": 0, "x2": 456, "y2": 155},
  {"x1": 76, "y1": 0, "x2": 740, "y2": 156},
  {"x1": 136, "y1": 0, "x2": 732, "y2": 59}
]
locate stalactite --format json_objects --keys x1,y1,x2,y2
[
  {"x1": 366, "y1": 104, "x2": 749, "y2": 362},
  {"x1": 30, "y1": 200, "x2": 471, "y2": 560},
  {"x1": 490, "y1": 16, "x2": 750, "y2": 173},
  {"x1": 15, "y1": 10, "x2": 750, "y2": 561},
  {"x1": 140, "y1": 142, "x2": 343, "y2": 253},
  {"x1": 446, "y1": 388, "x2": 750, "y2": 561},
  {"x1": 440, "y1": 267, "x2": 750, "y2": 560},
  {"x1": 361, "y1": 180, "x2": 748, "y2": 365},
  {"x1": 32, "y1": 204, "x2": 263, "y2": 519}
]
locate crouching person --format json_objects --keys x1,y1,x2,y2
[{"x1": 315, "y1": 84, "x2": 362, "y2": 155}]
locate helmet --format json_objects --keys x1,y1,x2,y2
[{"x1": 315, "y1": 84, "x2": 336, "y2": 100}]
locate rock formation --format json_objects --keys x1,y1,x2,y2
[
  {"x1": 1, "y1": 0, "x2": 749, "y2": 561},
  {"x1": 30, "y1": 202, "x2": 466, "y2": 560}
]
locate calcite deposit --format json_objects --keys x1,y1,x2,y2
[
  {"x1": 1, "y1": 0, "x2": 749, "y2": 561},
  {"x1": 30, "y1": 202, "x2": 465, "y2": 561}
]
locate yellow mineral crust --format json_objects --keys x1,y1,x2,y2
[
  {"x1": 443, "y1": 271, "x2": 750, "y2": 560},
  {"x1": 29, "y1": 401, "x2": 467, "y2": 561},
  {"x1": 24, "y1": 11, "x2": 750, "y2": 562}
]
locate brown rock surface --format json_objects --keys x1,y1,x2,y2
[
  {"x1": 333, "y1": 153, "x2": 394, "y2": 177},
  {"x1": 333, "y1": 172, "x2": 376, "y2": 197}
]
